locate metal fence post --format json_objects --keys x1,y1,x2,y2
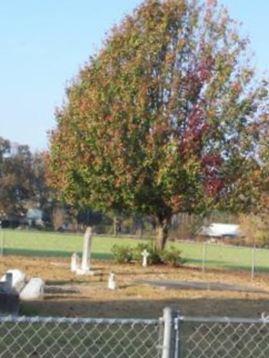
[
  {"x1": 251, "y1": 245, "x2": 256, "y2": 280},
  {"x1": 202, "y1": 242, "x2": 207, "y2": 273},
  {"x1": 162, "y1": 307, "x2": 179, "y2": 358},
  {"x1": 174, "y1": 313, "x2": 181, "y2": 358},
  {"x1": 0, "y1": 229, "x2": 4, "y2": 256}
]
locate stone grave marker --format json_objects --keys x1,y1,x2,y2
[
  {"x1": 20, "y1": 277, "x2": 45, "y2": 301},
  {"x1": 108, "y1": 272, "x2": 117, "y2": 290},
  {"x1": 0, "y1": 272, "x2": 19, "y2": 315},
  {"x1": 141, "y1": 249, "x2": 150, "y2": 267},
  {"x1": 76, "y1": 227, "x2": 95, "y2": 275},
  {"x1": 71, "y1": 253, "x2": 80, "y2": 273},
  {"x1": 0, "y1": 269, "x2": 26, "y2": 293}
]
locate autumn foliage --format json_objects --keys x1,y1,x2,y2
[{"x1": 48, "y1": 0, "x2": 269, "y2": 249}]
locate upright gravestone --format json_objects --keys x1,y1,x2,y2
[
  {"x1": 0, "y1": 269, "x2": 26, "y2": 293},
  {"x1": 108, "y1": 272, "x2": 117, "y2": 290},
  {"x1": 76, "y1": 227, "x2": 94, "y2": 275},
  {"x1": 70, "y1": 253, "x2": 80, "y2": 273},
  {"x1": 0, "y1": 273, "x2": 19, "y2": 315},
  {"x1": 141, "y1": 249, "x2": 150, "y2": 267},
  {"x1": 4, "y1": 272, "x2": 13, "y2": 293}
]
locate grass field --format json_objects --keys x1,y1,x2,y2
[{"x1": 1, "y1": 229, "x2": 269, "y2": 274}]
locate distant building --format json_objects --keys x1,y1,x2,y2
[
  {"x1": 26, "y1": 208, "x2": 44, "y2": 227},
  {"x1": 200, "y1": 223, "x2": 241, "y2": 238}
]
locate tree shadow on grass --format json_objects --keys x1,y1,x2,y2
[
  {"x1": 3, "y1": 248, "x2": 269, "y2": 275},
  {"x1": 2, "y1": 248, "x2": 113, "y2": 261},
  {"x1": 20, "y1": 297, "x2": 269, "y2": 319}
]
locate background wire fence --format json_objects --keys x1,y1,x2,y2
[
  {"x1": 0, "y1": 316, "x2": 161, "y2": 358},
  {"x1": 180, "y1": 316, "x2": 269, "y2": 358},
  {"x1": 2, "y1": 228, "x2": 269, "y2": 278},
  {"x1": 0, "y1": 229, "x2": 269, "y2": 278}
]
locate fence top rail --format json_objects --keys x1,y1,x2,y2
[
  {"x1": 2, "y1": 313, "x2": 269, "y2": 325},
  {"x1": 0, "y1": 315, "x2": 159, "y2": 325},
  {"x1": 179, "y1": 315, "x2": 269, "y2": 324}
]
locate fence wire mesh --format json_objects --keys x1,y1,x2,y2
[
  {"x1": 180, "y1": 317, "x2": 269, "y2": 358},
  {"x1": 0, "y1": 316, "x2": 161, "y2": 358},
  {"x1": 2, "y1": 312, "x2": 269, "y2": 357}
]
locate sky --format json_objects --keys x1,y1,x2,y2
[{"x1": 0, "y1": 0, "x2": 268, "y2": 151}]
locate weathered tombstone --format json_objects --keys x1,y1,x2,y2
[
  {"x1": 4, "y1": 272, "x2": 13, "y2": 292},
  {"x1": 0, "y1": 269, "x2": 26, "y2": 293},
  {"x1": 141, "y1": 249, "x2": 150, "y2": 267},
  {"x1": 0, "y1": 290, "x2": 19, "y2": 315},
  {"x1": 71, "y1": 253, "x2": 80, "y2": 273},
  {"x1": 76, "y1": 227, "x2": 94, "y2": 275},
  {"x1": 20, "y1": 277, "x2": 45, "y2": 301},
  {"x1": 0, "y1": 273, "x2": 19, "y2": 315},
  {"x1": 108, "y1": 272, "x2": 117, "y2": 290}
]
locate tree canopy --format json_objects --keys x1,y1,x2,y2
[
  {"x1": 48, "y1": 0, "x2": 269, "y2": 249},
  {"x1": 0, "y1": 137, "x2": 52, "y2": 222}
]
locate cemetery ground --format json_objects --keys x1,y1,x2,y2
[{"x1": 1, "y1": 252, "x2": 269, "y2": 320}]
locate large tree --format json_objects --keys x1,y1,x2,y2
[{"x1": 48, "y1": 0, "x2": 268, "y2": 249}]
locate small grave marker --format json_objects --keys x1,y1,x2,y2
[
  {"x1": 108, "y1": 272, "x2": 117, "y2": 290},
  {"x1": 71, "y1": 253, "x2": 80, "y2": 273},
  {"x1": 141, "y1": 249, "x2": 150, "y2": 267}
]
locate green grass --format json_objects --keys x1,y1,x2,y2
[
  {"x1": 0, "y1": 229, "x2": 145, "y2": 260},
  {"x1": 1, "y1": 229, "x2": 268, "y2": 273}
]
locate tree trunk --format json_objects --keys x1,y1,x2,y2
[
  {"x1": 155, "y1": 219, "x2": 170, "y2": 251},
  {"x1": 113, "y1": 216, "x2": 118, "y2": 237}
]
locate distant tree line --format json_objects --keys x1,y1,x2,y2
[
  {"x1": 0, "y1": 137, "x2": 53, "y2": 226},
  {"x1": 0, "y1": 137, "x2": 127, "y2": 232}
]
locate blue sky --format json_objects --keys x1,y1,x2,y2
[{"x1": 0, "y1": 0, "x2": 268, "y2": 151}]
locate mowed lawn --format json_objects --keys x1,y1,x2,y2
[{"x1": 1, "y1": 229, "x2": 269, "y2": 273}]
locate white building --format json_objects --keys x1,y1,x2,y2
[{"x1": 200, "y1": 223, "x2": 241, "y2": 238}]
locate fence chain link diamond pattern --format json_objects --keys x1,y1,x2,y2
[
  {"x1": 181, "y1": 319, "x2": 269, "y2": 358},
  {"x1": 2, "y1": 313, "x2": 269, "y2": 357},
  {"x1": 0, "y1": 316, "x2": 162, "y2": 358}
]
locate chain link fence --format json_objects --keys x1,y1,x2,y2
[
  {"x1": 1, "y1": 310, "x2": 269, "y2": 357},
  {"x1": 0, "y1": 316, "x2": 161, "y2": 358},
  {"x1": 180, "y1": 316, "x2": 269, "y2": 358}
]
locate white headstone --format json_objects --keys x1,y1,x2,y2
[
  {"x1": 141, "y1": 250, "x2": 150, "y2": 267},
  {"x1": 0, "y1": 269, "x2": 26, "y2": 292},
  {"x1": 20, "y1": 278, "x2": 45, "y2": 301},
  {"x1": 108, "y1": 272, "x2": 116, "y2": 290},
  {"x1": 77, "y1": 227, "x2": 94, "y2": 275},
  {"x1": 71, "y1": 253, "x2": 79, "y2": 273}
]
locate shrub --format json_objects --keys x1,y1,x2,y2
[
  {"x1": 111, "y1": 245, "x2": 133, "y2": 263},
  {"x1": 132, "y1": 242, "x2": 163, "y2": 265},
  {"x1": 161, "y1": 247, "x2": 185, "y2": 267},
  {"x1": 111, "y1": 243, "x2": 185, "y2": 267},
  {"x1": 132, "y1": 243, "x2": 151, "y2": 261},
  {"x1": 147, "y1": 246, "x2": 163, "y2": 265},
  {"x1": 256, "y1": 231, "x2": 269, "y2": 248}
]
